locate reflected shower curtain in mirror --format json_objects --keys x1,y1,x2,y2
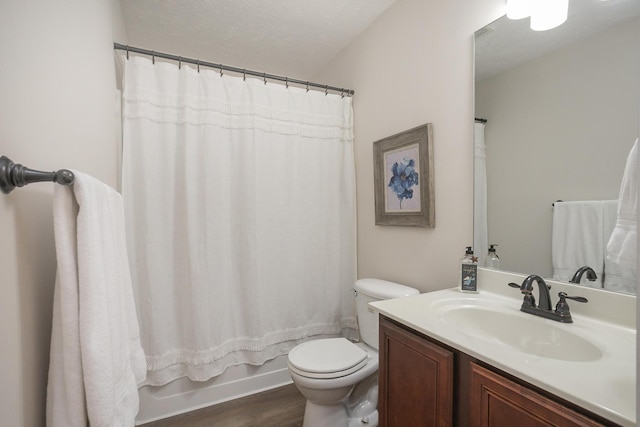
[
  {"x1": 474, "y1": 122, "x2": 488, "y2": 264},
  {"x1": 120, "y1": 56, "x2": 357, "y2": 386}
]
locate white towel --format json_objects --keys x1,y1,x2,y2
[
  {"x1": 551, "y1": 200, "x2": 617, "y2": 287},
  {"x1": 605, "y1": 139, "x2": 638, "y2": 294},
  {"x1": 47, "y1": 171, "x2": 146, "y2": 427}
]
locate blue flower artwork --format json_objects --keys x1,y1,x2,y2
[
  {"x1": 388, "y1": 158, "x2": 419, "y2": 208},
  {"x1": 384, "y1": 144, "x2": 421, "y2": 211}
]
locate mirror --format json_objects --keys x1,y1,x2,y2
[{"x1": 474, "y1": 0, "x2": 640, "y2": 294}]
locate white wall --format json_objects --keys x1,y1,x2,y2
[
  {"x1": 0, "y1": 1, "x2": 127, "y2": 425},
  {"x1": 476, "y1": 18, "x2": 640, "y2": 277},
  {"x1": 315, "y1": 0, "x2": 505, "y2": 291}
]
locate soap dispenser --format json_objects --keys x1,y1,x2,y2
[
  {"x1": 460, "y1": 246, "x2": 478, "y2": 293},
  {"x1": 484, "y1": 244, "x2": 500, "y2": 269}
]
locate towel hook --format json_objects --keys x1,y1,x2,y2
[{"x1": 0, "y1": 156, "x2": 74, "y2": 194}]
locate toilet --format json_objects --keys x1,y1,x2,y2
[{"x1": 287, "y1": 278, "x2": 419, "y2": 427}]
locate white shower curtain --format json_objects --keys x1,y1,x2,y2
[
  {"x1": 120, "y1": 56, "x2": 357, "y2": 386},
  {"x1": 474, "y1": 122, "x2": 488, "y2": 264}
]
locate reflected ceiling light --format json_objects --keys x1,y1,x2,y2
[
  {"x1": 506, "y1": 0, "x2": 569, "y2": 31},
  {"x1": 530, "y1": 0, "x2": 569, "y2": 31},
  {"x1": 506, "y1": 0, "x2": 532, "y2": 20}
]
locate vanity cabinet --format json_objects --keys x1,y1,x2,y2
[
  {"x1": 379, "y1": 315, "x2": 614, "y2": 427},
  {"x1": 469, "y1": 362, "x2": 603, "y2": 427},
  {"x1": 378, "y1": 314, "x2": 454, "y2": 426}
]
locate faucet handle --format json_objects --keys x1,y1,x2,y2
[
  {"x1": 559, "y1": 292, "x2": 588, "y2": 304},
  {"x1": 507, "y1": 282, "x2": 536, "y2": 308},
  {"x1": 506, "y1": 281, "x2": 550, "y2": 291},
  {"x1": 554, "y1": 292, "x2": 588, "y2": 323}
]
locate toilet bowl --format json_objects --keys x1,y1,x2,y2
[{"x1": 287, "y1": 279, "x2": 419, "y2": 427}]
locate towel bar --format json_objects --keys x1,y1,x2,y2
[{"x1": 0, "y1": 155, "x2": 74, "y2": 194}]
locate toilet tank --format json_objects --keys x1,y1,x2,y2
[{"x1": 354, "y1": 278, "x2": 419, "y2": 350}]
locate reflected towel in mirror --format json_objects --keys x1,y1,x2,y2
[
  {"x1": 605, "y1": 138, "x2": 638, "y2": 294},
  {"x1": 552, "y1": 200, "x2": 618, "y2": 287}
]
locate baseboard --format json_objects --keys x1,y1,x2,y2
[{"x1": 135, "y1": 355, "x2": 293, "y2": 424}]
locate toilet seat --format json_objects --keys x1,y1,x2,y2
[{"x1": 288, "y1": 338, "x2": 368, "y2": 379}]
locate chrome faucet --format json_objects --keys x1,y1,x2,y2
[
  {"x1": 508, "y1": 275, "x2": 588, "y2": 323},
  {"x1": 569, "y1": 266, "x2": 597, "y2": 284}
]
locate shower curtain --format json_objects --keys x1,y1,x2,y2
[
  {"x1": 474, "y1": 122, "x2": 488, "y2": 264},
  {"x1": 120, "y1": 56, "x2": 357, "y2": 386}
]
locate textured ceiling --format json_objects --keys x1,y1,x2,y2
[{"x1": 120, "y1": 0, "x2": 396, "y2": 79}]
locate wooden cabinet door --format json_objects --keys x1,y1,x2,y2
[
  {"x1": 469, "y1": 362, "x2": 605, "y2": 427},
  {"x1": 379, "y1": 316, "x2": 454, "y2": 427}
]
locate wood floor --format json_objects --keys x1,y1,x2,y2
[{"x1": 139, "y1": 384, "x2": 306, "y2": 427}]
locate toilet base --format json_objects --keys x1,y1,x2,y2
[
  {"x1": 348, "y1": 409, "x2": 378, "y2": 427},
  {"x1": 302, "y1": 401, "x2": 378, "y2": 427},
  {"x1": 303, "y1": 400, "x2": 349, "y2": 427}
]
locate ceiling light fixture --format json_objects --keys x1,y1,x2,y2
[{"x1": 506, "y1": 0, "x2": 569, "y2": 31}]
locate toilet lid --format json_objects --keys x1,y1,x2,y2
[{"x1": 288, "y1": 338, "x2": 367, "y2": 379}]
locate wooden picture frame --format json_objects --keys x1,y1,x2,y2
[{"x1": 373, "y1": 123, "x2": 435, "y2": 227}]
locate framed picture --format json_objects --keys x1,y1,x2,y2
[{"x1": 373, "y1": 123, "x2": 435, "y2": 227}]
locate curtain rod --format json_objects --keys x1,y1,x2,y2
[
  {"x1": 475, "y1": 117, "x2": 487, "y2": 123},
  {"x1": 114, "y1": 43, "x2": 354, "y2": 97}
]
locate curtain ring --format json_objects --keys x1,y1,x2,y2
[
  {"x1": 152, "y1": 51, "x2": 155, "y2": 64},
  {"x1": 196, "y1": 60, "x2": 200, "y2": 73},
  {"x1": 325, "y1": 85, "x2": 329, "y2": 96},
  {"x1": 178, "y1": 57, "x2": 182, "y2": 69},
  {"x1": 219, "y1": 64, "x2": 223, "y2": 77},
  {"x1": 306, "y1": 82, "x2": 309, "y2": 92},
  {"x1": 263, "y1": 72, "x2": 267, "y2": 85},
  {"x1": 126, "y1": 45, "x2": 129, "y2": 60},
  {"x1": 340, "y1": 89, "x2": 345, "y2": 98},
  {"x1": 243, "y1": 69, "x2": 246, "y2": 81},
  {"x1": 285, "y1": 77, "x2": 289, "y2": 89}
]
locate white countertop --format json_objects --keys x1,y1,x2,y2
[{"x1": 370, "y1": 269, "x2": 636, "y2": 426}]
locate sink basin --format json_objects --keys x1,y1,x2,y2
[{"x1": 441, "y1": 305, "x2": 603, "y2": 362}]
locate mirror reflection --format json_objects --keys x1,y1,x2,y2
[{"x1": 474, "y1": 0, "x2": 640, "y2": 294}]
